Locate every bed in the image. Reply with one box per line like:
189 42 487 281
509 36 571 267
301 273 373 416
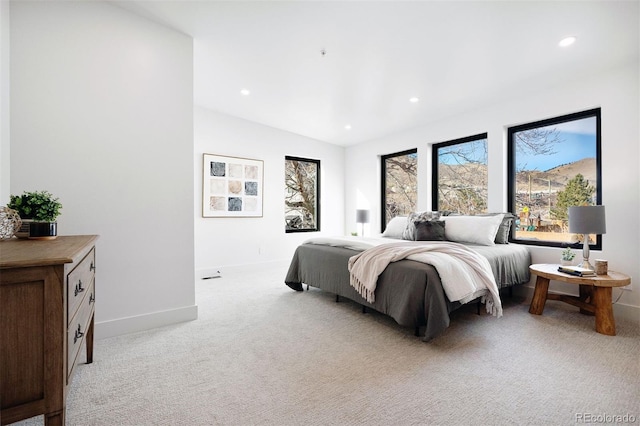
284 214 531 341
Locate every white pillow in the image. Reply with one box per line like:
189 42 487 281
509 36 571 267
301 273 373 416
381 216 408 239
442 214 505 246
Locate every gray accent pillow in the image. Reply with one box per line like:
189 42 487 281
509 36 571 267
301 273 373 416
403 211 442 240
415 220 446 241
477 212 516 244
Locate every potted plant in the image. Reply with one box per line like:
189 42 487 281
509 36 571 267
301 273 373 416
561 247 576 266
7 190 62 239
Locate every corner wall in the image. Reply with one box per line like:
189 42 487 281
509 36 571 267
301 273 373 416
345 61 640 322
0 0 9 203
194 107 345 276
10 1 196 338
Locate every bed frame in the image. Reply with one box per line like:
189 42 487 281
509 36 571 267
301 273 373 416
285 240 530 341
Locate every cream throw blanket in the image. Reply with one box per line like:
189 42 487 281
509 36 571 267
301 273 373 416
347 241 503 317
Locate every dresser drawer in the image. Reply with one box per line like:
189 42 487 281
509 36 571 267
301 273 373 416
67 279 95 381
67 247 95 324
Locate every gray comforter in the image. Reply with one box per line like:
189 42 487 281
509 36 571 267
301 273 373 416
285 241 530 341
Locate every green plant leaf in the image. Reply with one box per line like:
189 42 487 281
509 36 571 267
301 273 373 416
6 190 62 221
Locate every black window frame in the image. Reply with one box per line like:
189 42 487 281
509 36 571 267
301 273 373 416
431 133 488 214
507 108 602 249
380 148 417 232
285 155 321 233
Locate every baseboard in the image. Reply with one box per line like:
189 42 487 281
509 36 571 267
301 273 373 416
197 259 290 279
514 284 640 325
611 301 640 325
95 304 198 339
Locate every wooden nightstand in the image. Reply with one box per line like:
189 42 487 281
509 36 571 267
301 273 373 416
528 264 631 335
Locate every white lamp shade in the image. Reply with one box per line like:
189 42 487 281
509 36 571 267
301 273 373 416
568 205 606 234
356 209 370 224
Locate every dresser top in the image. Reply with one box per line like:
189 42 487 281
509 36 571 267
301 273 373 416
0 235 99 269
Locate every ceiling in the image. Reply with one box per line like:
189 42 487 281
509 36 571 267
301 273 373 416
116 1 639 146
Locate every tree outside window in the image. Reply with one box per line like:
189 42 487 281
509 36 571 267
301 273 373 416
432 134 488 215
381 149 417 230
507 108 601 248
285 156 320 232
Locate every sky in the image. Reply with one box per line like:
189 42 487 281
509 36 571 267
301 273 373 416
515 117 597 171
438 139 487 165
436 116 597 171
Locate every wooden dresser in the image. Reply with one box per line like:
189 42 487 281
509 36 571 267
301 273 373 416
0 235 98 425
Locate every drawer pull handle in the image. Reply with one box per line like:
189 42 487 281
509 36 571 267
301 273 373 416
90 262 96 272
74 325 84 344
89 293 95 304
75 280 85 297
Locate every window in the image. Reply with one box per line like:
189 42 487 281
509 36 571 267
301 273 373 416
381 149 417 230
432 134 488 215
507 108 601 248
285 156 320 232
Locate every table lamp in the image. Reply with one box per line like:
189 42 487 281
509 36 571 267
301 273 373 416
568 205 606 270
356 209 370 237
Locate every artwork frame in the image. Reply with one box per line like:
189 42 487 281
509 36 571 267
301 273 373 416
202 153 263 218
285 156 320 233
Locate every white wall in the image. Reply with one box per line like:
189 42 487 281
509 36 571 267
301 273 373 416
10 1 196 338
0 0 9 203
345 60 640 321
194 106 345 276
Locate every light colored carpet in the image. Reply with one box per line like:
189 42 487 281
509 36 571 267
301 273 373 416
15 262 640 425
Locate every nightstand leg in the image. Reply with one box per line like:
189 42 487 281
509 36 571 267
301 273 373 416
579 285 594 316
592 287 615 335
529 276 549 315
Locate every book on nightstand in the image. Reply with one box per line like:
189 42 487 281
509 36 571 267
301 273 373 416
557 265 596 277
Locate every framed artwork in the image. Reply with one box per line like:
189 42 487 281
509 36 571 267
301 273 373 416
202 153 263 217
285 156 320 232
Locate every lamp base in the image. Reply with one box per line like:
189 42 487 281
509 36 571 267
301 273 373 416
577 259 595 271
577 240 594 270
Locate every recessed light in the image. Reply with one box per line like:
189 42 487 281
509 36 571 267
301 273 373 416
345 124 352 130
240 89 250 96
559 36 576 47
409 97 420 103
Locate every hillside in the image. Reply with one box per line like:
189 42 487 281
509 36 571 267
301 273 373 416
437 163 488 186
517 158 597 192
546 157 597 186
439 158 596 193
